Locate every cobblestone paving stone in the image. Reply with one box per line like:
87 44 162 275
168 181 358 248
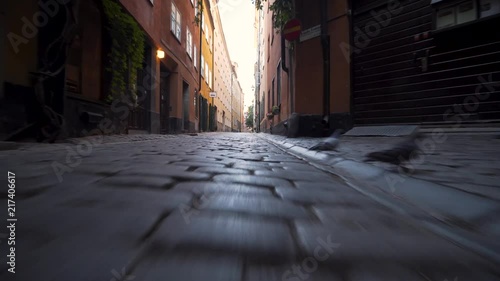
0 133 499 280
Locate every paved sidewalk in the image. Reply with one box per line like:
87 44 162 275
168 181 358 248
260 133 500 200
0 133 499 280
260 132 500 261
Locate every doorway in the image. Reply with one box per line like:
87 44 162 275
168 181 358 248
182 81 189 131
209 104 217 131
129 44 152 131
159 65 170 134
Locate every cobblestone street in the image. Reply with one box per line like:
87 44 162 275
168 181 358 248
0 133 499 281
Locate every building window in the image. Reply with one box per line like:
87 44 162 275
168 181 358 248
267 35 270 62
261 94 265 121
209 34 212 52
201 56 205 77
267 90 270 110
186 29 193 58
191 0 194 6
205 63 209 83
271 17 274 45
432 0 500 30
277 61 281 105
208 70 212 88
194 46 197 68
171 3 181 41
272 78 275 106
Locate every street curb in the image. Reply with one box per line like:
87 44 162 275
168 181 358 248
258 134 500 265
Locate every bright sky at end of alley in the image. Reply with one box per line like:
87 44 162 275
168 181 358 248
218 0 256 113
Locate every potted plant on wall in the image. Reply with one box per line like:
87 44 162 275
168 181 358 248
272 105 280 115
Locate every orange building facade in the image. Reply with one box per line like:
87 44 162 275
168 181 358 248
255 0 352 137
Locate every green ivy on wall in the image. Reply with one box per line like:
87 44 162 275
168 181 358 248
102 0 145 104
194 0 204 26
254 0 294 32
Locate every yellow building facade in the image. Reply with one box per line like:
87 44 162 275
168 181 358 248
198 0 215 131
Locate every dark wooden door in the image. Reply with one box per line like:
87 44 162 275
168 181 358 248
129 55 150 131
160 67 170 134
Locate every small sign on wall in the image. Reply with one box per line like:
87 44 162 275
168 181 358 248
456 0 477 24
299 25 321 42
436 7 456 29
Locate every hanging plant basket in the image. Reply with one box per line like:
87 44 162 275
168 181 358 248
272 105 280 115
266 112 274 120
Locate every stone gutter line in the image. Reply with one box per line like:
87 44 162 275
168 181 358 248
257 133 500 265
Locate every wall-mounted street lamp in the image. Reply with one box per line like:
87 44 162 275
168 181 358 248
157 49 165 59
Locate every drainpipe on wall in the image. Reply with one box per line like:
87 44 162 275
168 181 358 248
198 0 204 133
320 0 330 132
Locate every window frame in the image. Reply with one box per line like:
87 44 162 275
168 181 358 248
171 3 182 42
432 0 500 31
205 62 209 83
277 61 281 106
202 13 205 31
272 78 275 106
193 45 197 69
186 28 193 58
201 56 205 77
205 24 209 42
